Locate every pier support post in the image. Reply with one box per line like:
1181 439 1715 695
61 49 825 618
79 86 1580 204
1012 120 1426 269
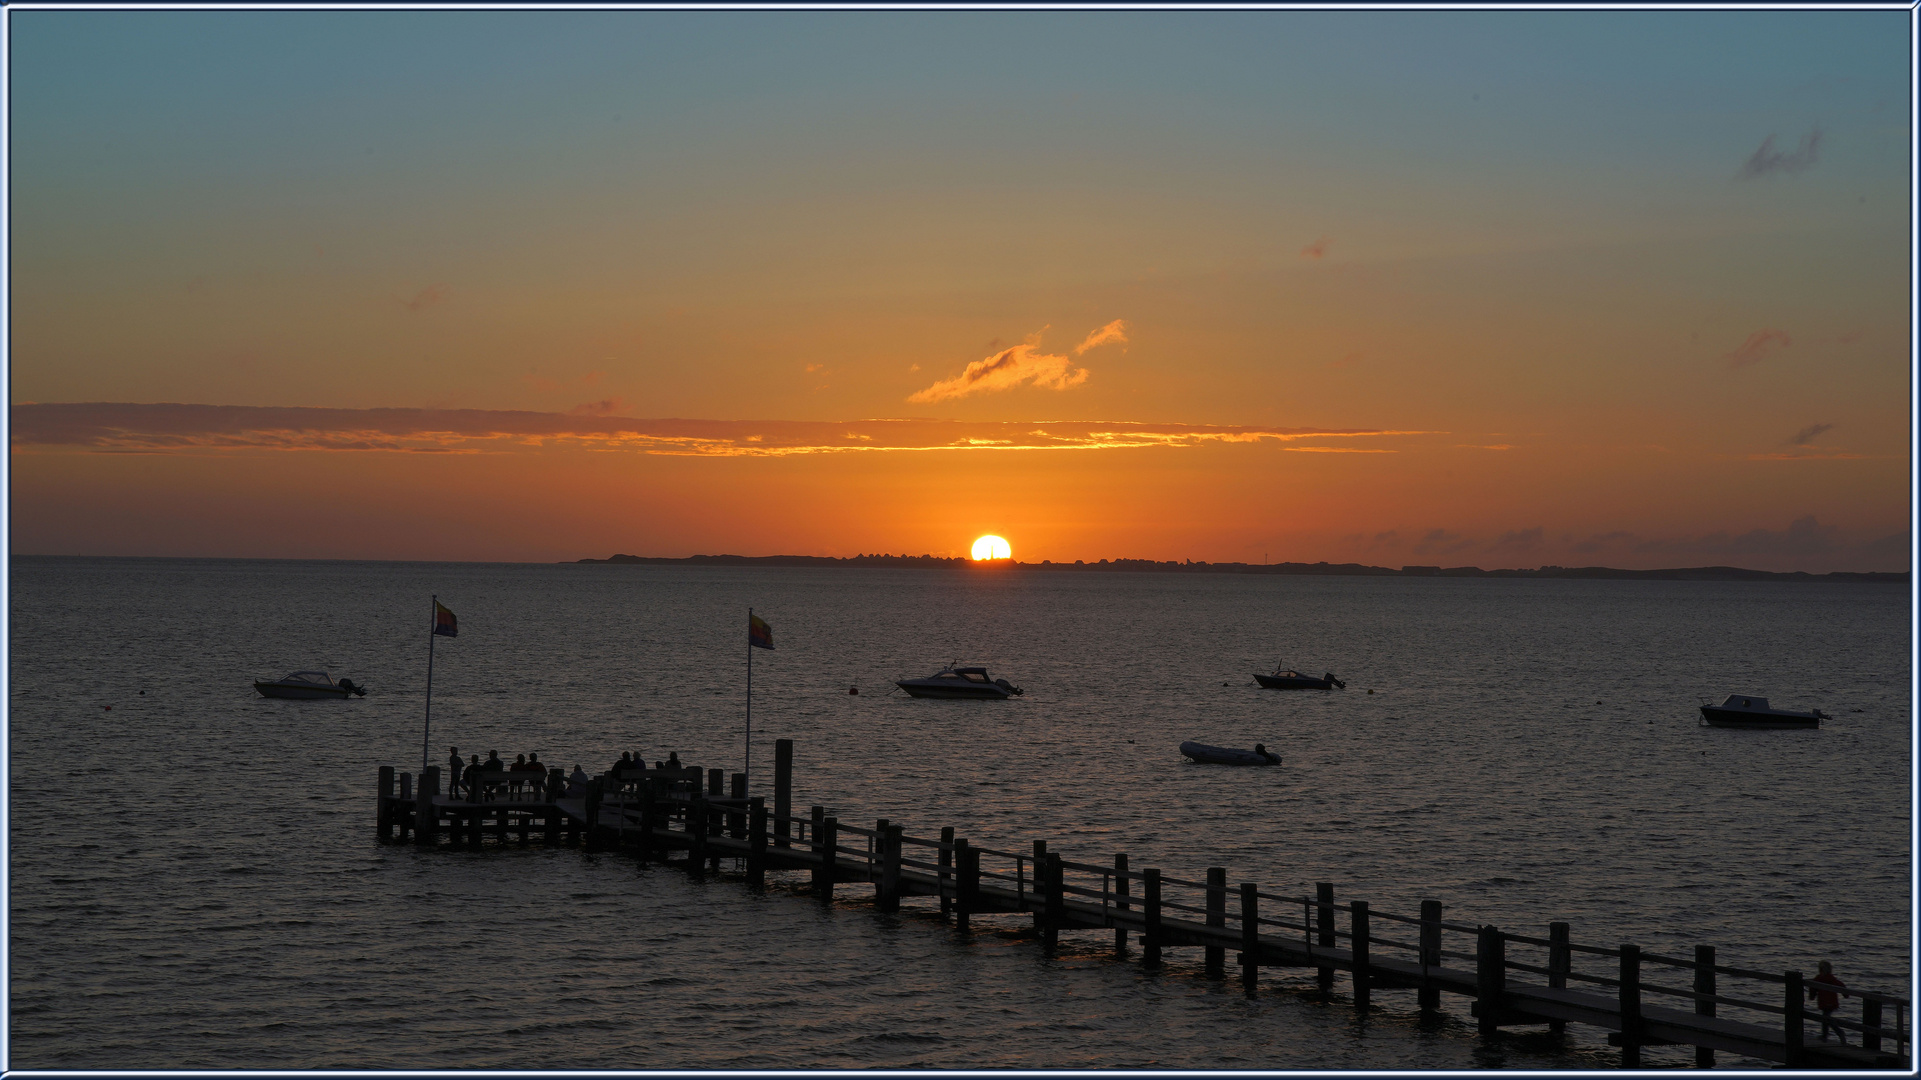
1351 900 1371 1009
1113 854 1130 958
954 839 976 933
730 773 746 839
1475 926 1504 1035
1693 944 1715 1066
1784 970 1805 1067
1419 901 1443 1013
1030 841 1047 929
1548 921 1569 1034
689 788 710 874
707 770 724 869
1240 882 1260 997
467 801 482 851
1143 869 1163 969
1316 883 1335 995
747 797 767 890
1863 997 1883 1054
1205 867 1227 980
1619 943 1642 1068
378 766 395 842
814 816 838 901
1042 853 1064 956
878 824 903 913
774 740 794 848
414 766 438 847
938 827 955 919
584 779 603 851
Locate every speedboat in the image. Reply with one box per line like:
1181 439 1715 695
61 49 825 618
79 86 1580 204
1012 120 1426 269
896 664 1023 699
1254 666 1345 690
253 671 366 699
1180 741 1281 766
1699 695 1824 729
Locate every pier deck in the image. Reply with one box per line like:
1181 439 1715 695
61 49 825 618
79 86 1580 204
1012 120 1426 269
375 748 1908 1071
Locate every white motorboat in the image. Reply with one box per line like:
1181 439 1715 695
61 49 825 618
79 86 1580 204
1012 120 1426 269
1699 695 1823 729
896 664 1023 699
253 670 366 699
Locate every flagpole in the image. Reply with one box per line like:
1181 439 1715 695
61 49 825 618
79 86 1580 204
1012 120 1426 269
745 606 754 783
422 594 437 777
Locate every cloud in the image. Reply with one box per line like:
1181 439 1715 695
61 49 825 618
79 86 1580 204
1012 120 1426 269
1490 527 1545 551
402 284 445 312
1726 328 1790 368
1738 125 1821 179
1412 528 1474 556
908 331 1089 403
1300 235 1330 259
1074 320 1130 356
804 364 826 374
11 403 1436 459
570 398 629 416
1787 422 1834 446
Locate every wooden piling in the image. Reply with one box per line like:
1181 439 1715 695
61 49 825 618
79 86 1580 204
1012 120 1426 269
954 838 976 932
1239 882 1259 996
1476 926 1504 1035
1785 970 1805 1067
774 740 794 847
706 769 723 869
747 797 768 889
377 766 395 842
1350 900 1371 1009
938 827 954 919
815 815 838 901
1548 921 1570 1034
1042 853 1063 955
730 772 746 838
1619 944 1642 1068
879 824 903 913
414 766 439 847
583 779 603 851
1030 840 1047 930
1143 869 1163 968
1316 882 1335 994
1113 854 1130 958
1205 867 1227 979
1865 997 1884 1053
1694 944 1715 1066
1419 900 1443 1013
689 787 710 874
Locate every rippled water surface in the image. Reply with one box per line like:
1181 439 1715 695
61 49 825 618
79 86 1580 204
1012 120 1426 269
9 557 1911 1068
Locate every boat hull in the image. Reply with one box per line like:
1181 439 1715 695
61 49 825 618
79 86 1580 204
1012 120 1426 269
1180 741 1281 766
897 681 1010 699
1254 673 1338 690
255 681 352 700
1700 706 1820 729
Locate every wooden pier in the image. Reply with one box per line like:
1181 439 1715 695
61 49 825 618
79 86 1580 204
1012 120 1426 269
377 742 1909 1070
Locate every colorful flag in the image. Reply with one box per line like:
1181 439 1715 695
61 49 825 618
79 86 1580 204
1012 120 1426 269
434 600 458 637
749 612 774 650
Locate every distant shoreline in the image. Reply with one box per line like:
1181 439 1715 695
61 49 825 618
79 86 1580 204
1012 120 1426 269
577 553 1908 584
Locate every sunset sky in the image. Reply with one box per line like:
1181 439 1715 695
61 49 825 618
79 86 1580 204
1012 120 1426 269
10 9 1912 571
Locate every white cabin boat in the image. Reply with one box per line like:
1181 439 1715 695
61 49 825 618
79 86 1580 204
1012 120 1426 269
1699 695 1823 729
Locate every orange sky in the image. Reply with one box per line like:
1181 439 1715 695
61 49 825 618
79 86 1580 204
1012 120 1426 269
9 10 1912 571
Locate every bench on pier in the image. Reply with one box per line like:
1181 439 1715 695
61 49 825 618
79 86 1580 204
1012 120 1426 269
466 770 552 801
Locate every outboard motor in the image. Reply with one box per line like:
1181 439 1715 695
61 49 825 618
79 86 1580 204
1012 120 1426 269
339 677 367 697
995 678 1023 696
1325 673 1346 690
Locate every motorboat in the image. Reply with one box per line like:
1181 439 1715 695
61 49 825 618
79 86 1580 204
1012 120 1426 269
253 670 366 699
1254 666 1345 690
896 664 1023 699
1699 695 1824 729
1180 741 1281 766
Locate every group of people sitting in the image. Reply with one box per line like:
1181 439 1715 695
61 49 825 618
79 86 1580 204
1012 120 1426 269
447 747 553 800
445 746 698 801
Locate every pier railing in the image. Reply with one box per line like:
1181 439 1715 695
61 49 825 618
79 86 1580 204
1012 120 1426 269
378 747 1908 1069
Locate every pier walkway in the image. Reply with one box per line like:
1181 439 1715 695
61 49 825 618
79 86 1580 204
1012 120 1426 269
376 742 1908 1070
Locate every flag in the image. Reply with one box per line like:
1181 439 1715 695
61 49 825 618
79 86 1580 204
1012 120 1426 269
434 600 458 637
748 612 773 650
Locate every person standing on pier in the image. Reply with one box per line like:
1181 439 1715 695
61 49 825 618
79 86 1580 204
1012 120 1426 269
611 751 631 777
447 747 463 796
1808 961 1847 1043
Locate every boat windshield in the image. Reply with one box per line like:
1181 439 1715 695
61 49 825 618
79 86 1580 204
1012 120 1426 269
285 671 334 684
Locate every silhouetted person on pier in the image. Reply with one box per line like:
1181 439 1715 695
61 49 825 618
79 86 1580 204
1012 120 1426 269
511 753 535 772
567 764 590 797
447 747 463 795
483 750 504 772
667 751 681 770
612 751 631 776
463 755 481 802
526 752 544 772
1809 961 1847 1043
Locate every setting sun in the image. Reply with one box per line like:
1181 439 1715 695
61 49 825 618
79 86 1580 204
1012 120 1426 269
970 535 1012 561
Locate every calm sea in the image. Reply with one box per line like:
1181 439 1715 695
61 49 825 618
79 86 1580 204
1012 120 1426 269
8 556 1911 1069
